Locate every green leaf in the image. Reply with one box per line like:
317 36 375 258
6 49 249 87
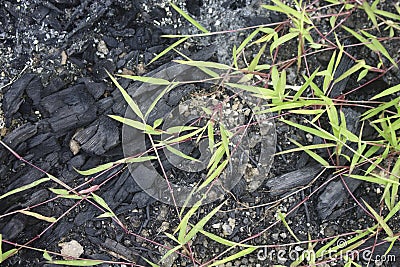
199 229 254 247
209 247 257 266
236 28 260 53
225 83 275 98
145 82 178 119
270 31 298 55
334 60 366 83
116 75 171 85
0 177 50 200
47 260 103 266
169 2 208 33
173 60 232 70
48 188 82 199
370 38 397 68
361 1 378 28
97 212 114 218
75 162 114 176
363 199 394 237
141 257 160 267
371 83 400 100
248 44 266 72
1 248 17 263
275 143 335 155
19 210 56 223
109 115 152 131
207 121 215 153
199 159 228 191
43 251 52 261
280 118 335 141
92 193 116 217
107 71 144 120
149 37 189 64
183 202 225 244
175 201 201 243
219 124 230 158
289 138 330 166
165 144 201 162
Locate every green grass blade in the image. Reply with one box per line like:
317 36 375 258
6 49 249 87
19 210 56 223
209 247 257 267
199 229 254 247
371 83 400 100
48 188 83 199
183 201 225 244
0 177 50 200
361 1 378 28
116 75 171 85
107 71 144 120
166 144 201 162
289 138 330 166
275 143 335 155
334 60 366 83
363 199 394 237
199 159 228 191
149 37 189 64
280 118 335 141
169 2 208 33
46 260 103 266
92 193 116 218
75 162 114 176
173 60 232 70
270 32 298 55
145 82 178 119
108 115 151 131
175 201 201 243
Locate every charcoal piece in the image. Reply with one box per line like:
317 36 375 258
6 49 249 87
68 154 86 169
73 116 119 155
329 44 355 98
32 5 50 23
42 76 65 97
266 165 322 196
96 97 114 113
74 210 96 226
131 191 155 208
25 75 43 106
2 123 38 149
3 73 36 125
317 108 363 220
317 176 361 220
39 221 74 246
102 36 118 48
77 77 107 99
0 217 25 240
27 133 51 148
21 189 50 207
40 84 97 135
29 136 61 158
102 238 139 261
92 59 116 82
186 0 203 16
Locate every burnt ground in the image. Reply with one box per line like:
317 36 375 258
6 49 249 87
1 0 400 266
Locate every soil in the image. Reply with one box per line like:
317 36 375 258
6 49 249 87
1 1 400 267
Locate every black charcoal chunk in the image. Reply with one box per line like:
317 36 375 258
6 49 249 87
2 123 38 149
3 73 36 125
131 191 155 208
40 84 97 135
266 165 321 196
73 116 119 155
1 217 25 240
317 176 361 220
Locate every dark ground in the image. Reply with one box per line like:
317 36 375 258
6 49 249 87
1 0 400 266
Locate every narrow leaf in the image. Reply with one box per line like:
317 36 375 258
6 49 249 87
169 2 209 33
0 177 50 200
19 210 56 223
209 247 257 266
